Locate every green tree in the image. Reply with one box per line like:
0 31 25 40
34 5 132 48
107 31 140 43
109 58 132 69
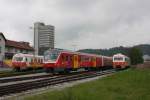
129 47 143 65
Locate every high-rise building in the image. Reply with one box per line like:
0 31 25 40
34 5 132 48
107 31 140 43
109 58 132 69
34 22 55 55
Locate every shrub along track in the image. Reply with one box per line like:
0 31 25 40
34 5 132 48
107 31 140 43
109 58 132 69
0 69 116 97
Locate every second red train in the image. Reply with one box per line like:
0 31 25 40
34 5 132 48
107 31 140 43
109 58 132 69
44 49 113 73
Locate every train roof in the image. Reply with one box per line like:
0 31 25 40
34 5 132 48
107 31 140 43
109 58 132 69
113 53 129 58
13 53 43 58
45 49 106 57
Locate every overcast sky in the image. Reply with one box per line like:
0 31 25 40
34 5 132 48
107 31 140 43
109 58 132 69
0 0 150 50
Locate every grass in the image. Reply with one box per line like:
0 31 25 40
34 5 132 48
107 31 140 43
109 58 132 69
24 68 150 100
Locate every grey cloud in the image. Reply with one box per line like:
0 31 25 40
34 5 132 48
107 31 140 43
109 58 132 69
0 0 149 50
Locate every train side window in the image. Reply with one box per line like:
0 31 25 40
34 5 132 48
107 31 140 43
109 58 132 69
31 58 33 63
70 56 73 61
38 58 40 63
25 57 27 62
27 57 32 63
78 56 81 62
89 57 91 61
91 57 94 61
34 58 37 62
40 59 42 63
84 57 89 61
39 59 42 63
66 56 68 61
81 56 84 62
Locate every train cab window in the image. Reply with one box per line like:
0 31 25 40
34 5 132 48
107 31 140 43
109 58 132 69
114 57 123 61
13 57 23 61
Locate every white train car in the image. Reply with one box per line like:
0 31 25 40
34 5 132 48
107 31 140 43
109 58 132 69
113 53 130 69
12 53 43 71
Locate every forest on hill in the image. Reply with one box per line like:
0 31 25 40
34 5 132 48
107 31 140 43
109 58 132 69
78 44 150 56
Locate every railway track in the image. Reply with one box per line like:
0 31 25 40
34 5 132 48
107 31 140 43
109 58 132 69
0 69 116 97
0 70 90 83
0 73 52 83
0 69 44 78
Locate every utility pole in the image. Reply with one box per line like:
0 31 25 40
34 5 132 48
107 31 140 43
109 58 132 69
72 44 77 51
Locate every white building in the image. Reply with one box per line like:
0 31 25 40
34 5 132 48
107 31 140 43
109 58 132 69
34 22 54 55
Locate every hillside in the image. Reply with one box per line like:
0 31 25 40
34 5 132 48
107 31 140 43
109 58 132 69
78 44 150 56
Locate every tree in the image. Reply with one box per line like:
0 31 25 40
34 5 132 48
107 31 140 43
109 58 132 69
129 47 143 65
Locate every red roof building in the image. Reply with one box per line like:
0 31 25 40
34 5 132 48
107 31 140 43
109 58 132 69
0 32 34 60
6 40 34 51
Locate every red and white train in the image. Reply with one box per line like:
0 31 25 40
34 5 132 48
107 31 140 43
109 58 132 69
12 53 44 71
113 53 130 69
11 50 130 72
43 49 114 73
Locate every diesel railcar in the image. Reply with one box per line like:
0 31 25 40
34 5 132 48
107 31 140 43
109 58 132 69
43 49 113 73
12 53 44 71
113 53 130 69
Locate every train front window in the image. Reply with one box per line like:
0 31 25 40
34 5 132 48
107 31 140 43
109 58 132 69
114 57 123 61
44 51 60 61
13 57 23 61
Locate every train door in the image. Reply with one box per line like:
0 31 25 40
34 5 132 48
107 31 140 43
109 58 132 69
73 55 78 69
92 57 96 67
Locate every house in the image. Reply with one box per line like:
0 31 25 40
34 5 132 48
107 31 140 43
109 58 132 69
0 32 34 64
